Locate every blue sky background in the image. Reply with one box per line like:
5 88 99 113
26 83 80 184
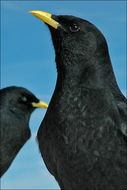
1 1 126 189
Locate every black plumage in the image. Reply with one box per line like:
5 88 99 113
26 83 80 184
0 86 47 177
33 13 127 189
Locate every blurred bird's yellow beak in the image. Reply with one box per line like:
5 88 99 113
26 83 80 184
29 10 60 29
32 100 48 109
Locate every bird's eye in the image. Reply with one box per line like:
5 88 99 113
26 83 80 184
69 24 80 32
21 96 27 103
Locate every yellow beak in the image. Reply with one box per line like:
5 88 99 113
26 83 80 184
29 10 60 29
32 100 48 109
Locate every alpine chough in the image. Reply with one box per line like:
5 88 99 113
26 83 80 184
0 86 48 177
30 11 127 190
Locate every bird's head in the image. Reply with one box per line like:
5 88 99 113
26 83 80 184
29 11 109 72
30 11 116 90
1 86 48 118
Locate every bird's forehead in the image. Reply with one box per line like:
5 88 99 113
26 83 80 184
19 89 36 100
9 87 35 100
54 15 93 30
56 15 83 24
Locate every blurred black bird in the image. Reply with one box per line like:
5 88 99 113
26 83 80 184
30 11 127 190
0 86 48 177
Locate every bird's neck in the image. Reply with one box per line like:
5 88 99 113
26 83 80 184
56 54 116 91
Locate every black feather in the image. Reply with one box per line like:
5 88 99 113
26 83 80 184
37 15 127 190
0 86 39 177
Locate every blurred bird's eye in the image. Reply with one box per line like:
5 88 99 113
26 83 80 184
69 24 80 32
21 96 27 103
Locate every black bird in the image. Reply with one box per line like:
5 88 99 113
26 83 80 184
0 86 48 177
30 11 127 190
